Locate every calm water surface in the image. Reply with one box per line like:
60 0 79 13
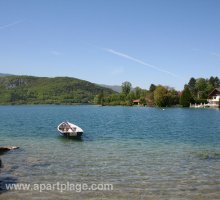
0 105 220 199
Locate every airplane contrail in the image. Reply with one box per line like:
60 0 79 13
0 20 23 30
105 48 179 78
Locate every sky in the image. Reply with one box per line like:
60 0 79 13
0 0 220 90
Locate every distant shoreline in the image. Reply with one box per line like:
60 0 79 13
0 103 181 108
0 102 94 106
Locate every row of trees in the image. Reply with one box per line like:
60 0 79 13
94 82 180 107
94 76 220 107
94 81 148 106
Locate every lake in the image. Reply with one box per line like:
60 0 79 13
0 105 220 199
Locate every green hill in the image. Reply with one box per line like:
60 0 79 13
0 76 116 104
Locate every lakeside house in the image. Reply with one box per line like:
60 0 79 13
133 99 140 105
190 88 220 108
207 88 220 107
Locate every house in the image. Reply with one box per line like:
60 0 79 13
207 88 220 107
190 88 220 108
133 99 140 105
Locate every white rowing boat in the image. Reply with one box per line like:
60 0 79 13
57 121 83 137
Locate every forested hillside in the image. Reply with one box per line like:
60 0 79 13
0 76 115 104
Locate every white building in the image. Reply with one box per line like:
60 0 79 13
207 88 220 107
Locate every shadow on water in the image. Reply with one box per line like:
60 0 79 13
0 176 18 194
0 158 18 194
0 150 13 156
57 135 84 143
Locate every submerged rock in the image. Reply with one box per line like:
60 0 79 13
192 150 220 160
0 159 2 168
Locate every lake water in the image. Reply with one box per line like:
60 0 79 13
0 105 220 199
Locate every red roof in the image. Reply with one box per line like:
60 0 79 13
133 99 140 103
208 88 220 98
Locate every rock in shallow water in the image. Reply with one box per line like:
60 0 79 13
0 146 19 154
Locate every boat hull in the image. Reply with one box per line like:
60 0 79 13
58 131 83 138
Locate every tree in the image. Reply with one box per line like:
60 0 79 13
122 81 132 96
209 76 220 88
206 82 214 94
140 97 147 105
209 76 215 87
188 77 196 94
167 89 179 105
94 91 104 105
153 85 179 107
153 86 168 107
195 78 207 99
180 85 193 107
149 84 156 92
214 77 220 87
145 91 154 106
134 87 142 99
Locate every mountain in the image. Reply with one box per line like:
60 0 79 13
99 84 122 93
0 76 115 104
100 84 136 93
0 73 13 76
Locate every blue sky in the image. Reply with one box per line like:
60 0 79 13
0 0 220 90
